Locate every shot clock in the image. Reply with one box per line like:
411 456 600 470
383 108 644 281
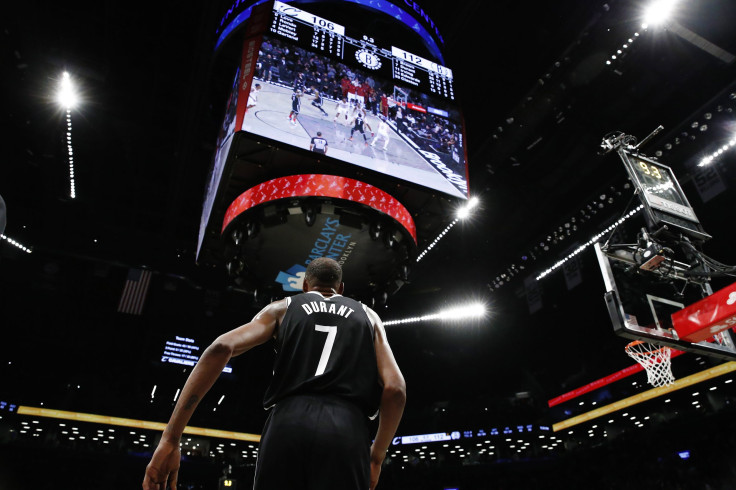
619 150 711 242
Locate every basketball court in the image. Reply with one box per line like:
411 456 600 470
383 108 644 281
241 80 466 198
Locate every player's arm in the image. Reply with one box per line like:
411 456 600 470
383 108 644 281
163 299 284 436
143 300 286 490
365 307 406 490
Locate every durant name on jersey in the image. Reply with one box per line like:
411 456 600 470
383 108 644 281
300 300 355 318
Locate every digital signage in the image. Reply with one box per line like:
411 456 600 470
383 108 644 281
197 68 241 259
161 335 233 373
238 1 468 199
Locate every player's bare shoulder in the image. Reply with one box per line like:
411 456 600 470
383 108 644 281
258 297 290 324
361 303 385 337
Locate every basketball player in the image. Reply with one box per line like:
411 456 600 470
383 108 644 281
333 97 350 122
348 92 364 119
293 72 307 94
349 110 373 146
288 90 302 126
143 258 406 490
247 83 262 110
310 131 328 154
310 86 329 116
370 115 392 151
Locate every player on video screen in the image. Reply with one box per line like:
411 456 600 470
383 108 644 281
311 86 328 116
247 83 262 110
349 111 373 146
394 105 407 134
334 97 350 123
310 131 328 154
348 93 364 119
293 72 306 93
289 91 302 126
370 115 391 151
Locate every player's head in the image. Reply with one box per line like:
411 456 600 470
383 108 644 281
316 131 322 137
304 257 343 293
255 83 261 90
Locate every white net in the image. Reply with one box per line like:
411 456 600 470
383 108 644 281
625 340 675 387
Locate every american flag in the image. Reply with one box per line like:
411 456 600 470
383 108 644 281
117 268 152 315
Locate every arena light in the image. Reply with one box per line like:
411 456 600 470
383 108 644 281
66 108 76 199
535 205 643 280
416 198 479 263
16 405 261 442
383 302 486 326
57 72 78 109
416 218 459 263
698 136 736 167
643 0 677 27
0 234 33 253
606 31 643 67
58 72 78 199
456 196 479 220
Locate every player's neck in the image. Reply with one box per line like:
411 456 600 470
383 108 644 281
308 286 339 297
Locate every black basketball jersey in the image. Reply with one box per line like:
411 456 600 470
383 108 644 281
291 92 301 111
353 114 365 129
263 292 381 417
311 137 328 152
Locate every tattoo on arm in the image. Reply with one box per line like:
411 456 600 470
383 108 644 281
183 395 199 410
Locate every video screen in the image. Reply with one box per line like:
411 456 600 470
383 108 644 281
161 334 233 374
197 67 241 258
240 34 468 199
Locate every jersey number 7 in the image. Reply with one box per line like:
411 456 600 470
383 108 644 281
314 325 337 376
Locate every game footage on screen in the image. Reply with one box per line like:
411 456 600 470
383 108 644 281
241 36 468 198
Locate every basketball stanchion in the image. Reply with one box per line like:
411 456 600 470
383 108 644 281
625 340 676 387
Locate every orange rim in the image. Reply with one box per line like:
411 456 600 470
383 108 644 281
625 340 670 356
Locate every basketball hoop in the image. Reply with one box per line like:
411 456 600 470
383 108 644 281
625 340 675 387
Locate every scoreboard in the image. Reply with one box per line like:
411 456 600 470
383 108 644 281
197 0 469 302
270 1 455 101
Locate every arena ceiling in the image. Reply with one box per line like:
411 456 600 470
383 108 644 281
3 0 736 434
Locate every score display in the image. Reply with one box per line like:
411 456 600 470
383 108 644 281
236 0 469 199
270 1 455 100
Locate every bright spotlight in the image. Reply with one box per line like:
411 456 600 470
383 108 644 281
57 72 78 109
643 0 676 26
383 302 486 326
436 302 486 320
457 196 480 220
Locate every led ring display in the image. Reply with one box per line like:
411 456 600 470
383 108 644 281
222 174 416 242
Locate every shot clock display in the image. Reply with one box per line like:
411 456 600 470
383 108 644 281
620 150 710 241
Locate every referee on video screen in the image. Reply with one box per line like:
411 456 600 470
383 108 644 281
143 257 406 490
310 131 329 155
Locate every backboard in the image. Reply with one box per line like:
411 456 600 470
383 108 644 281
595 240 736 360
